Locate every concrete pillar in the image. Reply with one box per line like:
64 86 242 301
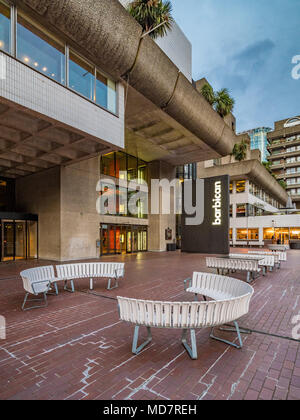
148 160 176 252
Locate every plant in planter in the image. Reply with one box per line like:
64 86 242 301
127 0 174 39
232 140 248 161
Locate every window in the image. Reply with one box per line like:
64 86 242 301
236 204 246 217
236 180 246 193
229 182 233 194
0 0 10 53
101 153 115 178
127 155 138 181
290 228 300 240
248 229 259 241
236 229 248 240
263 228 274 241
138 159 148 183
69 50 94 101
229 205 233 218
229 228 233 240
17 11 65 84
115 152 127 180
96 70 116 114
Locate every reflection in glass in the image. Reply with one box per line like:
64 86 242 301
2 221 14 261
0 1 10 53
27 220 37 258
15 221 26 259
69 50 94 100
17 11 65 83
96 70 116 113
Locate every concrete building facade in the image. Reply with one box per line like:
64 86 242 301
267 116 300 208
0 0 239 261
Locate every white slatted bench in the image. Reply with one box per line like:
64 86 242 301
268 244 289 252
206 257 261 283
55 262 125 292
20 266 59 311
248 251 281 269
118 273 253 360
230 253 275 274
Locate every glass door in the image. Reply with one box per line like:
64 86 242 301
15 221 26 260
101 224 116 255
2 221 14 261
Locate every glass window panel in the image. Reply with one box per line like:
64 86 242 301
69 50 94 100
27 220 37 259
0 1 10 53
236 180 246 193
2 220 14 261
290 228 300 240
101 153 115 177
115 152 127 180
138 159 148 183
17 11 65 84
236 229 248 240
236 204 246 217
15 221 26 259
127 155 137 181
248 229 259 240
96 70 116 113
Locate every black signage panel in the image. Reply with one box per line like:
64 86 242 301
181 175 230 254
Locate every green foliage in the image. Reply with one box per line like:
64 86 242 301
214 88 235 117
201 83 215 106
127 0 174 39
262 161 287 190
232 140 248 161
201 84 235 117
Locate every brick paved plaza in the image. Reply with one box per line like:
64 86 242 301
0 249 300 400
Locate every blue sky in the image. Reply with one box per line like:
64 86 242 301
171 0 300 133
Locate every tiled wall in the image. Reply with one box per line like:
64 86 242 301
0 53 125 149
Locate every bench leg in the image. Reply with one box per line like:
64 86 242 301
132 326 152 355
107 277 119 291
182 329 197 360
210 321 243 349
22 292 48 311
64 280 75 293
90 278 94 290
247 272 251 283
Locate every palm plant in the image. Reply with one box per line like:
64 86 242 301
201 83 215 106
232 140 248 161
127 0 174 39
200 84 235 118
214 88 235 117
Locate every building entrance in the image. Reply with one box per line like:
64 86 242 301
100 224 147 256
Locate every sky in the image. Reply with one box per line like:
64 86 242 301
170 0 300 133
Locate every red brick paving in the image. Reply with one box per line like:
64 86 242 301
0 249 300 400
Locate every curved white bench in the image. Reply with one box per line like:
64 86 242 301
20 266 59 311
118 273 254 360
55 262 125 292
206 257 261 283
20 262 125 310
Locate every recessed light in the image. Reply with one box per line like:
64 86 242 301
24 57 30 63
42 67 47 72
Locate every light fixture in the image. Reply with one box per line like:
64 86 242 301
42 67 47 72
24 57 30 63
34 62 39 67
0 41 4 48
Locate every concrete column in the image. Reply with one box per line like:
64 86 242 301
148 160 176 252
15 166 61 260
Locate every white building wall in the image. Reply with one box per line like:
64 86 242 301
0 53 125 149
118 0 192 81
